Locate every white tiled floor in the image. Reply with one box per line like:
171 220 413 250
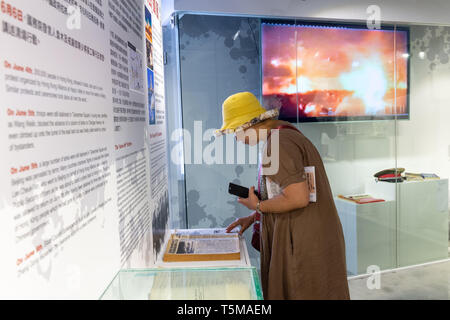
348 259 450 300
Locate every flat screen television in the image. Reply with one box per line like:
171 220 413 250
261 21 410 122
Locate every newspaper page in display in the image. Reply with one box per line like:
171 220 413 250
163 231 240 262
173 228 231 237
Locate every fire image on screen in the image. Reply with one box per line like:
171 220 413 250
262 23 409 121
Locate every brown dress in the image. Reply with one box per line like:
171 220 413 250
259 124 350 300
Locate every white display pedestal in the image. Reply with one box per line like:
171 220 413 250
335 198 396 275
366 179 449 267
154 229 251 268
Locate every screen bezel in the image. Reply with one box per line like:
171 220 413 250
260 18 411 123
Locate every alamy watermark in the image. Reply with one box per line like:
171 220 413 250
366 5 381 30
66 264 81 291
67 6 81 30
366 265 381 290
170 121 280 175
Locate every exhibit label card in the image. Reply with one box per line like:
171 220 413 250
305 166 317 202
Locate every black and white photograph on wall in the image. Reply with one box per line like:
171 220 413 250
128 42 144 92
152 190 169 258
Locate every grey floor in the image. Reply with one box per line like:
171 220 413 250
348 258 450 300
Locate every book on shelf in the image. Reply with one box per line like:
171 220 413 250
338 194 385 204
404 172 440 181
163 229 241 262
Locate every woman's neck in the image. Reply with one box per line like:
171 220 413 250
253 120 291 143
262 119 289 130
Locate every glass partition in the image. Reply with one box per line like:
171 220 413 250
175 14 263 267
100 267 262 300
164 12 450 277
163 18 187 229
394 23 450 267
294 19 399 276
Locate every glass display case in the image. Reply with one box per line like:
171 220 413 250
164 12 450 278
100 267 262 300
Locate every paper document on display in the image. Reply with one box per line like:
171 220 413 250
173 228 231 237
168 235 240 255
163 229 241 262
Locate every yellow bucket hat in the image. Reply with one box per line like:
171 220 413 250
215 92 279 136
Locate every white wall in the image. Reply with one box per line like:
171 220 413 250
0 0 169 299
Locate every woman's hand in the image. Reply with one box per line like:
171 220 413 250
225 212 256 236
237 186 259 211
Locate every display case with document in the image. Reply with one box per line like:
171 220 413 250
100 267 262 300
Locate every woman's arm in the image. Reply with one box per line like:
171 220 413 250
238 181 310 214
261 181 310 213
225 212 257 235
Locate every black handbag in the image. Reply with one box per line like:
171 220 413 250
251 213 261 251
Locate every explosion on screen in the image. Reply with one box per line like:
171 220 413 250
262 24 408 121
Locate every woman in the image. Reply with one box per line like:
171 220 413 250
218 92 350 300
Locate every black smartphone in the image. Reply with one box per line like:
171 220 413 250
228 183 259 199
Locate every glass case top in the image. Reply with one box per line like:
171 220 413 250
100 267 262 300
